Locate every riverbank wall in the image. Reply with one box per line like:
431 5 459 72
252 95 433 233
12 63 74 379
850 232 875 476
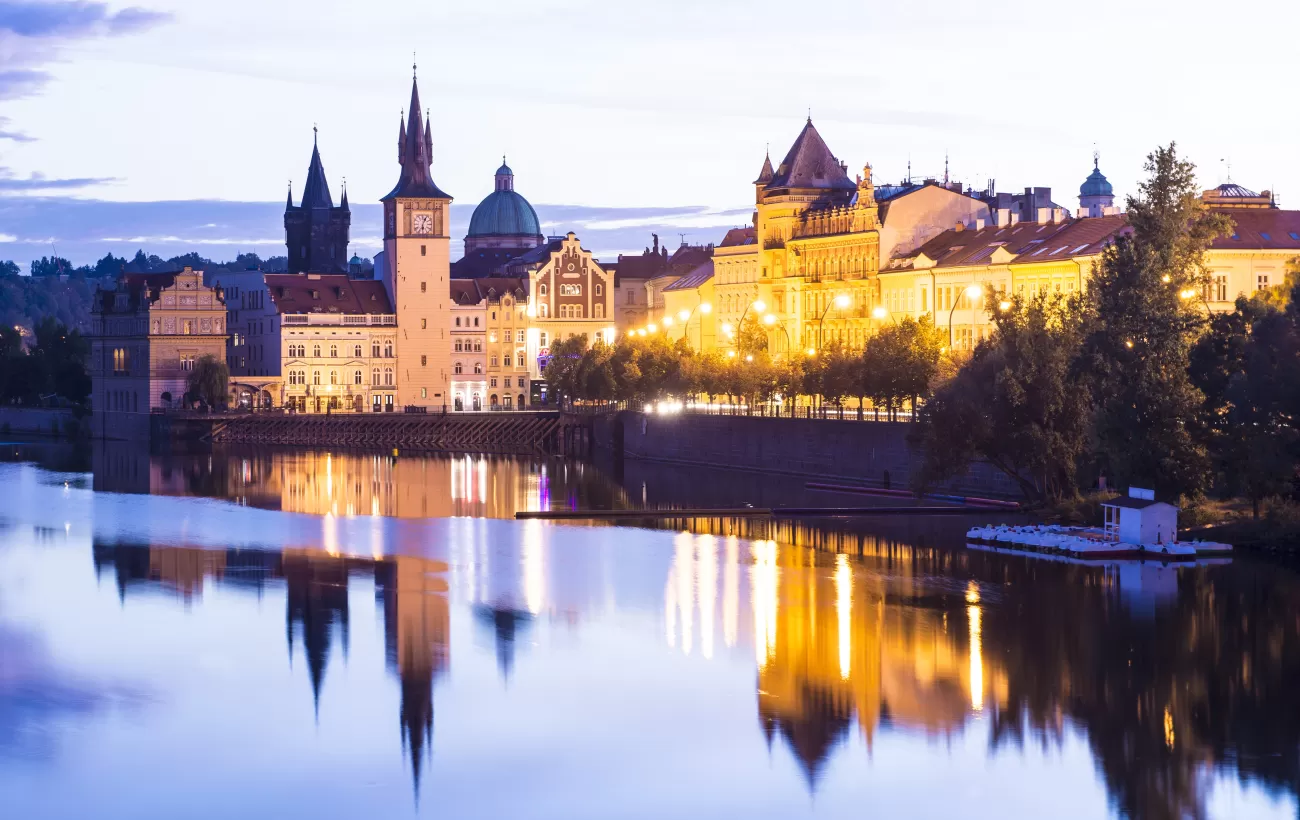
591 411 1020 499
0 407 81 439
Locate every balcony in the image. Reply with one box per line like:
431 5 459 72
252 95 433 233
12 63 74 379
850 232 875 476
282 313 396 327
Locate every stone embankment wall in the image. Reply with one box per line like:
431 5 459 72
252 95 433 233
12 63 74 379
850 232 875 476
592 411 1019 499
0 407 80 439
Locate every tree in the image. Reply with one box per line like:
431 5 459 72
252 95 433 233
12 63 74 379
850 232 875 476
32 317 90 404
804 341 857 414
0 261 19 278
735 315 768 357
915 291 1091 502
542 334 588 405
30 256 72 277
861 315 945 420
186 355 229 409
1079 143 1232 499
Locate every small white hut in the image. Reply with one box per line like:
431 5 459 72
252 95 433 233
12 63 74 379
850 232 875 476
1101 488 1179 546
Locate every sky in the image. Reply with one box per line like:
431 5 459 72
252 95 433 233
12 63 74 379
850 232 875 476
1 0 1298 268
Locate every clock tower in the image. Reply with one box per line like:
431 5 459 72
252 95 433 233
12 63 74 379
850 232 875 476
381 71 453 410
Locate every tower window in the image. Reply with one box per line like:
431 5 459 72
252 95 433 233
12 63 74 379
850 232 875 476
421 282 427 293
421 319 427 329
421 355 427 366
421 245 426 256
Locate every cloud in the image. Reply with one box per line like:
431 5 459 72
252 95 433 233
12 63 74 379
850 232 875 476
0 2 173 100
0 170 115 191
0 234 15 243
0 116 34 142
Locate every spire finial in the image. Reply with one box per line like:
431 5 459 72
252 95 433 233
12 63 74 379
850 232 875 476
807 107 811 123
1093 146 1100 169
313 123 318 145
413 52 417 77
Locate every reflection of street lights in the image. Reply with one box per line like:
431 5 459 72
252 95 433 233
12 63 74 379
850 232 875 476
949 284 982 350
818 293 851 349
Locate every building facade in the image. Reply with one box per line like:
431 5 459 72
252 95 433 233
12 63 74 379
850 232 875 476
480 278 531 409
510 233 614 380
379 74 454 410
452 160 545 278
90 267 228 437
450 280 487 411
270 273 398 413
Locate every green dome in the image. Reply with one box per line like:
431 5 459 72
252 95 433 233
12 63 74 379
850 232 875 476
467 160 542 238
1080 163 1113 198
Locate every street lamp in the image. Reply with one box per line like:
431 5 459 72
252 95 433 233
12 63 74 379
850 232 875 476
764 313 791 356
736 299 766 356
817 293 852 349
678 301 713 350
949 284 983 350
871 305 899 325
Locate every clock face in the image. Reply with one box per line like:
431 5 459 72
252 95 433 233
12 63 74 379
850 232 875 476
412 213 433 235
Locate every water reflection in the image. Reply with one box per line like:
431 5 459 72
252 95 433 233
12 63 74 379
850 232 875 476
0 450 1298 818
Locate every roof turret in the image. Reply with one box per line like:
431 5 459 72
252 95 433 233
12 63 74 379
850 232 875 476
384 71 451 201
1080 154 1114 199
755 151 774 184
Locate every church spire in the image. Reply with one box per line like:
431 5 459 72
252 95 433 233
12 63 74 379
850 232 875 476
300 127 334 209
383 71 451 201
398 111 407 164
286 180 293 209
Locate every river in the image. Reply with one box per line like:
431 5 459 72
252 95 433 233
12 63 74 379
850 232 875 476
1 440 1297 819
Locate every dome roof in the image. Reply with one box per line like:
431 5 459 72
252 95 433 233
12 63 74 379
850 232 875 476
1080 163 1113 198
468 160 542 238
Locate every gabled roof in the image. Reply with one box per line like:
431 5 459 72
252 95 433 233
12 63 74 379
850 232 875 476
664 261 714 292
449 277 529 304
1211 209 1300 249
265 273 393 315
766 119 855 192
720 227 757 247
667 244 713 269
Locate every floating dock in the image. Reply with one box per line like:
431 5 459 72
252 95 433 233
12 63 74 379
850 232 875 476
515 506 1011 521
966 524 1231 560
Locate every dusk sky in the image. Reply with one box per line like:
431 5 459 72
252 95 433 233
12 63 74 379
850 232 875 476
1 0 1297 267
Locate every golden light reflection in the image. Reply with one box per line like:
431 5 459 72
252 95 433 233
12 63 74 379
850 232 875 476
323 511 339 557
674 534 694 656
722 537 739 649
698 535 717 660
835 553 852 680
1164 706 1175 748
750 539 779 669
967 580 984 712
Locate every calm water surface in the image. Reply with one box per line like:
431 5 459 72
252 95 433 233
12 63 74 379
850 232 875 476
1 442 1298 819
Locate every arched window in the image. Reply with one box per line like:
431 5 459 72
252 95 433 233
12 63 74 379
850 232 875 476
474 340 482 352
353 344 362 358
330 370 338 385
518 393 526 408
473 362 483 374
504 355 512 367
454 361 463 375
371 368 380 385
371 342 380 357
384 341 393 358
490 394 499 406
539 283 548 297
455 340 463 352
329 344 337 357
313 344 321 357
595 283 603 296
312 371 321 385
384 368 393 386
353 370 362 385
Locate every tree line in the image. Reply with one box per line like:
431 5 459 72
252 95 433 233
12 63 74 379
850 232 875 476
0 317 90 407
543 314 948 421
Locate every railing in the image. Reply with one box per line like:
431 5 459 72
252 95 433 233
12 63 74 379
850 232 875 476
551 398 914 422
282 314 397 326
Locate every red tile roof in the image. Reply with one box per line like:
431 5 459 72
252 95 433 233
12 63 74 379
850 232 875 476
265 273 393 314
1211 209 1300 250
888 216 1129 270
719 227 756 247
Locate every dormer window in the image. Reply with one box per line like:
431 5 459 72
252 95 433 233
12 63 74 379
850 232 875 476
311 290 320 299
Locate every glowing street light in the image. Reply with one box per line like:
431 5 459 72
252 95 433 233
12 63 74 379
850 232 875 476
677 309 690 322
727 350 736 358
745 354 754 362
871 306 888 320
950 283 985 350
663 316 674 327
834 294 851 309
998 300 1013 312
721 322 734 336
806 348 816 356
763 313 777 325
647 323 658 333
752 300 767 313
817 293 851 349
1125 339 1134 349
699 302 712 314
1179 288 1197 300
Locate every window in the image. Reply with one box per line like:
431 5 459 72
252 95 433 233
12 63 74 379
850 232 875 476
180 354 196 371
627 290 635 305
539 284 548 297
456 317 462 327
354 370 362 385
372 367 380 385
420 354 428 366
474 362 483 374
1261 233 1272 241
384 342 393 358
384 368 393 386
504 395 513 408
420 246 426 256
354 344 362 357
330 370 339 385
560 284 581 296
539 332 548 348
491 356 498 367
313 344 321 357
594 304 604 318
421 318 427 329
313 371 321 385
455 340 464 352
1209 274 1228 302
1258 274 1271 291
329 344 337 357
454 361 463 374
371 342 380 357
473 340 482 352
504 355 512 367
473 317 480 327
1290 232 1300 241
421 387 427 399
490 378 498 388
490 394 499 406
595 283 603 296
538 304 549 318
420 281 427 292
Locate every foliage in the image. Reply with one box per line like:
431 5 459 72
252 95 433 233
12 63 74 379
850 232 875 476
861 315 945 420
0 317 90 406
186 355 230 409
916 291 1091 502
1079 143 1232 499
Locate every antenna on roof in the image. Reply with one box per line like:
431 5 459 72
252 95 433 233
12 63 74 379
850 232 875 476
907 156 912 185
678 233 687 246
944 151 949 186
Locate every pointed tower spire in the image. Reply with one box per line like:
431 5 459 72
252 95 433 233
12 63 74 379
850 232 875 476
424 111 432 163
384 72 451 201
755 149 774 185
398 111 407 164
301 129 334 209
286 180 293 210
340 177 349 211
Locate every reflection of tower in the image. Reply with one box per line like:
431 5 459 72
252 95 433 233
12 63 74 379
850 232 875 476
283 551 351 714
376 555 450 799
474 605 533 681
